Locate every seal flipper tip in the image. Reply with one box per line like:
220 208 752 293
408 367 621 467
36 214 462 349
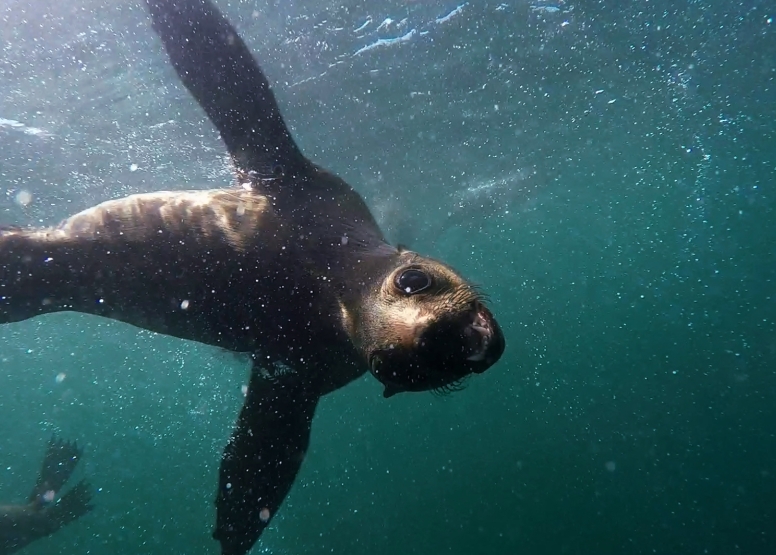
47 479 94 527
28 436 84 504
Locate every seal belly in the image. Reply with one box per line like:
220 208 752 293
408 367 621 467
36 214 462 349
0 189 293 351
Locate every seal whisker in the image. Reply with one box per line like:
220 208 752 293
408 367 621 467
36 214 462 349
430 378 469 397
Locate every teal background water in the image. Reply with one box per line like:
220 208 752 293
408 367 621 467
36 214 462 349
0 0 774 554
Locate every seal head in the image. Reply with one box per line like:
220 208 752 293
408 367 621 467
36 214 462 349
352 250 505 398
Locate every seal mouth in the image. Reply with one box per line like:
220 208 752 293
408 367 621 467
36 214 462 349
465 307 494 364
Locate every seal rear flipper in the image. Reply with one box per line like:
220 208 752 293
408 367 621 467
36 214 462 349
28 436 83 505
214 368 320 555
144 0 310 180
44 480 94 530
0 481 93 555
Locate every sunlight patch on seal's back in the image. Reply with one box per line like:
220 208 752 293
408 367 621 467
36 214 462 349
55 189 274 251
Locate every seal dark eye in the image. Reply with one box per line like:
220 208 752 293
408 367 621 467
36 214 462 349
395 269 432 295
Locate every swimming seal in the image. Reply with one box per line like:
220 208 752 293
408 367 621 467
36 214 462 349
0 436 93 555
0 1 505 553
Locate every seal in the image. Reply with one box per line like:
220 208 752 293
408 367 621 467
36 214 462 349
0 1 505 554
0 436 94 555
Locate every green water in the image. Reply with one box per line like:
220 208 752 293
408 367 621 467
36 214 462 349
0 0 774 554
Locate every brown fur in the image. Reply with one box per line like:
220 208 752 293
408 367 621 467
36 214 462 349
351 253 484 359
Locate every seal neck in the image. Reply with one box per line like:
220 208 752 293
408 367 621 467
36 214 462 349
334 249 402 354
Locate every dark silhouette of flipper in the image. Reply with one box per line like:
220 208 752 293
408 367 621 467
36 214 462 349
145 0 311 181
214 368 320 555
1 438 93 555
45 479 94 528
28 436 83 506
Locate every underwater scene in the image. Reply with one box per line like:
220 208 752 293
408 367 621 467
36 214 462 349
0 0 774 554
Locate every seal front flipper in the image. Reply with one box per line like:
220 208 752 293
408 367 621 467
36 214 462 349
215 366 320 555
144 0 309 180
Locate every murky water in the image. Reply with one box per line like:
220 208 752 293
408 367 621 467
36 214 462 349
1 1 774 554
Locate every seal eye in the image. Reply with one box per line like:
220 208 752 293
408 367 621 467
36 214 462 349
395 269 432 295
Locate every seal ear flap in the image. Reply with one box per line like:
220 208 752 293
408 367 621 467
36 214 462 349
144 0 310 181
214 367 320 555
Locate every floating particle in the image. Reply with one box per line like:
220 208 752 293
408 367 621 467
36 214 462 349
130 163 138 172
180 299 190 310
259 508 271 522
14 190 32 206
605 461 616 472
241 384 249 396
55 373 66 384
